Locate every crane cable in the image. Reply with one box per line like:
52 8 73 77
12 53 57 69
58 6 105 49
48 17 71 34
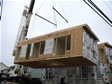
52 1 58 30
35 0 57 27
35 0 57 26
28 0 47 38
52 0 69 24
28 14 36 38
58 0 69 26
34 0 69 28
36 0 46 14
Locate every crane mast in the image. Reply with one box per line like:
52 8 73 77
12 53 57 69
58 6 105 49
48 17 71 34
13 0 35 56
11 0 35 77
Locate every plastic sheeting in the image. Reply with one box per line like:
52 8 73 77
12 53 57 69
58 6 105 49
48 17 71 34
83 29 98 64
44 38 54 54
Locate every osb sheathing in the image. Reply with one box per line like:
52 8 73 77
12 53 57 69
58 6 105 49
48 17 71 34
14 24 99 68
71 26 83 57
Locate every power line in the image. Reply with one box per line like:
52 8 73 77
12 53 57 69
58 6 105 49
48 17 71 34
88 0 112 24
83 0 112 27
0 0 3 20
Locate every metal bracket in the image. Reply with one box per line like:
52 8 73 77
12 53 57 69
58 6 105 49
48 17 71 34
35 13 57 26
53 6 68 23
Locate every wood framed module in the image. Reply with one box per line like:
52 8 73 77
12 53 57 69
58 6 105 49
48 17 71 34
98 42 112 84
14 24 99 68
98 42 112 64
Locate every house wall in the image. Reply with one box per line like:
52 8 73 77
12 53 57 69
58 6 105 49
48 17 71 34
30 68 42 78
0 63 8 71
41 66 104 84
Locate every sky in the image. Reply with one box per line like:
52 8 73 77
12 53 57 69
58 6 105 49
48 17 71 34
0 0 112 66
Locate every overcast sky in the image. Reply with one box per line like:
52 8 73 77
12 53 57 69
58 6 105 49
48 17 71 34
0 0 112 66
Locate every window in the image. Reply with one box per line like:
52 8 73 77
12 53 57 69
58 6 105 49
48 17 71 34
66 35 71 50
55 36 66 56
29 43 34 57
20 44 31 59
110 56 112 60
45 68 53 80
26 44 31 59
20 45 28 58
15 47 21 60
32 42 40 58
80 67 88 79
44 38 55 54
40 41 45 54
92 50 96 59
99 49 104 62
97 67 101 80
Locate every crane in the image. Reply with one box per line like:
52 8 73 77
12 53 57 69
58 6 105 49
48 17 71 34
13 0 35 56
11 0 68 81
12 0 35 79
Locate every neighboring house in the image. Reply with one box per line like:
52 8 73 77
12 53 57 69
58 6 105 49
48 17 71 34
0 62 9 79
8 65 18 77
0 62 9 72
98 42 112 84
0 62 41 79
8 65 41 79
0 63 15 76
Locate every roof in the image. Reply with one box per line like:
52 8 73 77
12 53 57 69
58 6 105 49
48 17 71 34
82 24 99 41
104 42 112 48
0 62 9 71
98 42 112 48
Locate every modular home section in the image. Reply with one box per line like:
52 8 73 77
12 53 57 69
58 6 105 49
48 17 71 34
98 43 112 84
14 24 99 68
98 43 112 64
